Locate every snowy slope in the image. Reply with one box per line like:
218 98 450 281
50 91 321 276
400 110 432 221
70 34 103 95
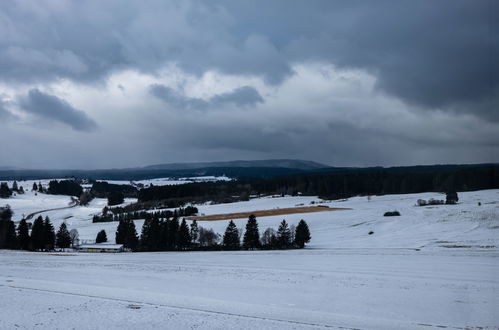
1 189 498 329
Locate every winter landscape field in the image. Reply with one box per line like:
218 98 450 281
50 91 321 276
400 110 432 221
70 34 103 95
1 184 498 329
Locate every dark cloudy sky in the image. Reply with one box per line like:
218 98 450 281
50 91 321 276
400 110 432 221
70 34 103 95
0 0 498 169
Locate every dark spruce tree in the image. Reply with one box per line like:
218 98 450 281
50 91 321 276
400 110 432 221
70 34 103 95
168 217 179 250
56 222 71 249
223 220 240 250
43 217 55 251
0 219 17 249
243 214 260 249
17 219 31 250
140 215 161 251
276 220 292 249
0 182 12 198
294 219 311 248
32 182 38 191
124 219 139 250
190 220 199 244
446 191 459 204
115 218 128 244
31 216 45 251
95 230 108 243
178 218 191 250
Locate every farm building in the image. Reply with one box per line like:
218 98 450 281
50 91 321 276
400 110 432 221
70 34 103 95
76 243 124 253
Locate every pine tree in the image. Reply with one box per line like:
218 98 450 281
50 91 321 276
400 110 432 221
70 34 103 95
17 219 31 250
43 217 55 251
190 220 199 244
140 215 161 251
0 182 12 198
0 218 17 249
159 219 170 251
223 220 240 250
12 181 18 192
115 218 127 244
95 230 107 243
32 182 38 191
276 219 291 249
122 219 138 250
178 218 191 250
294 219 311 248
168 217 179 250
56 222 71 249
243 214 260 249
31 216 45 250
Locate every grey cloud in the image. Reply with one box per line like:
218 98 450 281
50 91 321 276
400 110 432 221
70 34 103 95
19 89 97 132
150 84 263 110
0 1 496 118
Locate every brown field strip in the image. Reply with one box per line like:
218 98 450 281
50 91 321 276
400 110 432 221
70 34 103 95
186 206 352 221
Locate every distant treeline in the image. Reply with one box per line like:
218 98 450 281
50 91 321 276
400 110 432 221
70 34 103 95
138 164 499 202
92 206 198 223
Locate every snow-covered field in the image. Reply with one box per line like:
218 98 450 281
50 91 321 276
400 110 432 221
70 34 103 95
1 189 498 329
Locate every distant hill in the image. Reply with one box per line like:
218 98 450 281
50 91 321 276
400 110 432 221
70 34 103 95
141 159 327 171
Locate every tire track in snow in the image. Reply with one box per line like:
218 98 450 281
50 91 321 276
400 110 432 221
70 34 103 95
0 283 357 330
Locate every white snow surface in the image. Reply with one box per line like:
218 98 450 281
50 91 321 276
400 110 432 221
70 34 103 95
1 189 499 329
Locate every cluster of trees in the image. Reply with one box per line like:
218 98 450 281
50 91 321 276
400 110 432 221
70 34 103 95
118 213 311 252
93 206 198 223
223 217 311 250
136 165 499 204
48 180 83 197
90 181 138 198
0 206 78 251
0 181 27 198
417 191 459 206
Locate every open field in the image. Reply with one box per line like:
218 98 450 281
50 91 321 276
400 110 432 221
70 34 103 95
186 205 352 221
1 189 499 329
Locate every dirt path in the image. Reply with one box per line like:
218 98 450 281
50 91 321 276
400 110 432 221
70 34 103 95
186 205 352 221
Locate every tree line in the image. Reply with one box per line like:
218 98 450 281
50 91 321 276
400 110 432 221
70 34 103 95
115 213 311 252
92 206 198 223
137 164 499 203
0 205 78 251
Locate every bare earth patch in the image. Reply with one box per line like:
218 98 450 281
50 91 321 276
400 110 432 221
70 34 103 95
186 205 352 221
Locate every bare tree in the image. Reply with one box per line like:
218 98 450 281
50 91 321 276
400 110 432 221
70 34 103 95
69 228 79 248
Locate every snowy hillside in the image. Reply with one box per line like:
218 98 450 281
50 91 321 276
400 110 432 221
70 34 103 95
3 187 498 250
1 189 498 329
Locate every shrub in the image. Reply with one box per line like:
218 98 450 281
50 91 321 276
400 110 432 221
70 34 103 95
383 211 400 216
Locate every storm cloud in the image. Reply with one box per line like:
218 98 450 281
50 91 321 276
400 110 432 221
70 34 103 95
19 89 97 132
0 1 497 168
151 84 263 110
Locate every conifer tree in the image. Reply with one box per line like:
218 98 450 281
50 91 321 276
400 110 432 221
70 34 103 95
126 220 139 250
159 219 170 251
0 182 12 198
17 219 31 250
190 220 199 244
0 218 17 249
31 216 45 250
56 222 71 249
276 219 291 249
223 220 240 250
294 219 311 248
32 182 38 191
43 217 55 251
243 214 260 249
140 215 161 251
12 181 18 192
95 229 107 243
115 218 127 244
178 218 191 250
168 217 179 250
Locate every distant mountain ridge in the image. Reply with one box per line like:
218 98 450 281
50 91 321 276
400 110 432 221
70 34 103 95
141 159 328 171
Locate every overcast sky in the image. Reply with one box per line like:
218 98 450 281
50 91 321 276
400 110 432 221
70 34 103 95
0 0 498 169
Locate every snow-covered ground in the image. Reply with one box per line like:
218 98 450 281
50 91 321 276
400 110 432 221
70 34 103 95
105 175 232 187
1 189 498 329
